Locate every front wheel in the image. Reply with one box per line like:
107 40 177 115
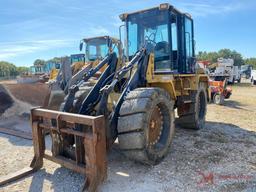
117 88 175 165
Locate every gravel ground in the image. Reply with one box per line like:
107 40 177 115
0 83 256 192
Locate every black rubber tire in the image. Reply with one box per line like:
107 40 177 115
224 92 231 99
214 93 224 105
117 88 175 165
59 82 93 113
52 82 93 157
177 82 207 130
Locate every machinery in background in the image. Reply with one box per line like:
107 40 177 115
251 70 256 85
46 36 123 110
70 53 85 74
210 58 241 84
209 78 232 105
241 64 253 79
198 58 241 84
197 61 232 105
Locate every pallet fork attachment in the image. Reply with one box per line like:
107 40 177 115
0 107 107 192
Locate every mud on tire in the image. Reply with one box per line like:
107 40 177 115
117 88 175 165
177 82 207 130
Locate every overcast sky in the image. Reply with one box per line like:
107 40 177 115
1 0 256 66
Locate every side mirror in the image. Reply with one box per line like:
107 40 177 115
79 41 83 51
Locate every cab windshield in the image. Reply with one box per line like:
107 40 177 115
71 54 85 63
127 9 171 72
85 38 109 61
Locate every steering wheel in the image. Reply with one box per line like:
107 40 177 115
145 33 156 46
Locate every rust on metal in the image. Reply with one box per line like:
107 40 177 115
0 107 107 192
43 154 86 175
149 105 163 146
32 108 99 125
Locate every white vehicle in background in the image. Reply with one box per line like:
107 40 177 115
251 70 256 85
211 58 241 84
241 65 253 79
233 65 241 83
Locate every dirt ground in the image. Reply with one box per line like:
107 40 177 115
0 83 256 192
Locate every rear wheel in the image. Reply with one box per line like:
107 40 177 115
117 88 175 165
177 82 207 130
214 93 224 105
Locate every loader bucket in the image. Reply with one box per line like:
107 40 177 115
0 107 107 192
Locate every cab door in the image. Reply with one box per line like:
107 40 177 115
184 16 195 73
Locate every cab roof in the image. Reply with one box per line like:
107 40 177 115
83 36 120 44
119 3 192 21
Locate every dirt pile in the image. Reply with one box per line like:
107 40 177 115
0 83 49 119
3 83 49 106
0 85 14 114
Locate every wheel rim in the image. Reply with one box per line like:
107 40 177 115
214 94 220 104
148 105 163 146
148 102 171 153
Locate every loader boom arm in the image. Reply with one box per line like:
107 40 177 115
96 48 148 141
63 53 117 112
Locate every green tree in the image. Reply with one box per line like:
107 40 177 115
47 57 61 63
33 59 46 66
197 49 245 66
47 56 69 64
17 66 29 74
197 51 218 63
244 58 256 69
218 49 244 66
0 61 18 77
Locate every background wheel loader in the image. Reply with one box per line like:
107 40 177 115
0 4 208 192
46 36 123 111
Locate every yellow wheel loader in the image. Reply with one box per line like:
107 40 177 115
46 36 123 110
0 4 208 191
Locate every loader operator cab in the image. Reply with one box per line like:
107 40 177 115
79 36 123 73
120 3 195 74
83 37 111 61
80 36 121 62
71 36 113 71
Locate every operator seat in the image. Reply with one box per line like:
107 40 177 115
155 41 169 54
